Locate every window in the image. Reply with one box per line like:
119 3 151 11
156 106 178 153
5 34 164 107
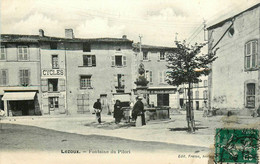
50 42 57 49
160 52 165 60
49 97 59 109
83 43 91 52
245 40 258 69
116 74 125 88
115 55 122 66
52 55 59 69
246 83 255 108
204 80 208 87
145 70 153 83
0 46 6 60
143 51 148 60
83 55 96 67
159 71 166 83
0 69 8 85
203 90 208 99
48 79 58 92
19 69 30 86
112 55 126 67
80 75 92 89
195 91 199 99
194 82 199 88
18 46 29 61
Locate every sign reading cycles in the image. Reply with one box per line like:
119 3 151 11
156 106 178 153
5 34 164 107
41 69 65 77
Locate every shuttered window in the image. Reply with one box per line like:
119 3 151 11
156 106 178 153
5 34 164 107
19 69 30 86
83 55 96 67
0 46 6 60
0 69 8 85
18 46 29 61
245 40 258 69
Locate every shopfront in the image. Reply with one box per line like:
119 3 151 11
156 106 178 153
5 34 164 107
2 91 40 116
41 69 66 115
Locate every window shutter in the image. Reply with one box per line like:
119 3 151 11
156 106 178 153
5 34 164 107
28 69 30 85
148 52 150 60
92 55 96 66
24 47 28 60
158 52 160 60
83 55 88 66
19 70 23 85
59 79 65 91
123 55 127 66
111 55 115 66
0 70 2 85
150 70 153 83
247 42 251 55
159 71 162 83
114 74 118 87
41 79 48 92
121 74 125 86
164 70 167 83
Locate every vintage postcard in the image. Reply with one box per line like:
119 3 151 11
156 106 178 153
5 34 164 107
0 0 260 164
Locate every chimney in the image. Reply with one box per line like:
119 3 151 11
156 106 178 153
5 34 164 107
122 35 127 39
65 29 74 39
39 29 44 37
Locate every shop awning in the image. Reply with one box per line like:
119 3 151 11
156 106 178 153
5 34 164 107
2 92 36 101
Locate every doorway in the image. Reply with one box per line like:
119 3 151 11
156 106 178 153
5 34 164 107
49 97 59 112
196 101 199 110
100 94 109 114
157 94 169 106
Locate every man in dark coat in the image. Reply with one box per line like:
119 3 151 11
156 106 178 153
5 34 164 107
132 97 146 125
114 100 123 124
93 99 102 123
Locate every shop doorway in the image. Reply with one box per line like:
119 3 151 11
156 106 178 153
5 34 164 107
49 97 59 112
196 101 199 110
100 94 109 114
9 100 35 116
157 94 169 106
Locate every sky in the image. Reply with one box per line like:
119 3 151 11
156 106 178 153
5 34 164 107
1 0 259 46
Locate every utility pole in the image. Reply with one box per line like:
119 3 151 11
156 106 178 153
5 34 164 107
175 32 178 42
203 19 207 41
139 34 142 54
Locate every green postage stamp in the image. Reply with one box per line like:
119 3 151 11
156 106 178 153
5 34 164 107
215 129 259 163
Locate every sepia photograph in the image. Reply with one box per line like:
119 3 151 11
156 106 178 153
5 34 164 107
0 0 260 163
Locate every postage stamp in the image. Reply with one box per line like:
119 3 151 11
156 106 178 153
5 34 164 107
215 128 259 163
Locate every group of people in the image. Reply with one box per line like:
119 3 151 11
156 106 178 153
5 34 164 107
93 96 146 126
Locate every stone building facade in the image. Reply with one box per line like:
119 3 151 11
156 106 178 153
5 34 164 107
0 35 41 116
207 3 260 115
133 44 179 108
0 29 133 116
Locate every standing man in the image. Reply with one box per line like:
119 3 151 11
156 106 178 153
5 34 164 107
132 96 146 126
93 99 102 124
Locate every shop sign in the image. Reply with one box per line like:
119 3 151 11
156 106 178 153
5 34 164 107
42 92 64 98
148 89 176 94
41 69 65 77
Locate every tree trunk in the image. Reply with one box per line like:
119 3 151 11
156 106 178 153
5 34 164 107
187 82 195 133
